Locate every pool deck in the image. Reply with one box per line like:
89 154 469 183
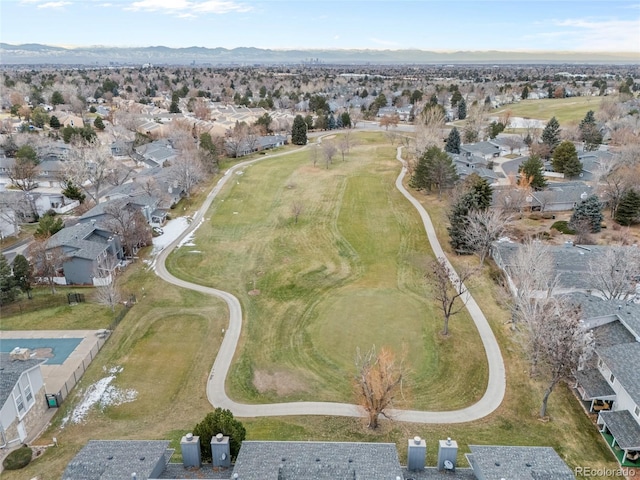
0 330 105 400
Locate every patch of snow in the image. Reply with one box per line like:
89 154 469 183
151 217 190 253
60 366 137 427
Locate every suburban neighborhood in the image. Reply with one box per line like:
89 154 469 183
1 2 640 478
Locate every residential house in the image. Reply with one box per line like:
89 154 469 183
460 141 502 161
62 436 575 480
569 292 640 467
529 182 596 212
79 187 165 228
0 353 47 448
55 112 84 128
134 139 177 168
44 222 124 285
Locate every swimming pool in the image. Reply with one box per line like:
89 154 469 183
0 338 83 365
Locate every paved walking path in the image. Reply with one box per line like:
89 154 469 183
155 142 506 423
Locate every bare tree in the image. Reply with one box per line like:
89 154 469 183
379 114 400 130
322 141 337 169
414 105 445 155
535 297 593 418
465 208 511 264
338 130 356 162
291 201 304 224
64 138 114 203
103 201 152 257
354 346 405 429
588 246 640 300
168 153 204 198
502 135 524 155
309 143 320 167
8 157 40 192
27 240 67 294
426 257 476 336
93 255 122 313
507 239 558 301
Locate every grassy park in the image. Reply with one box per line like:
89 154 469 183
494 96 604 125
1 132 620 479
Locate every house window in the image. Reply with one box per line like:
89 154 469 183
15 393 24 414
24 384 33 403
635 405 640 418
609 373 615 384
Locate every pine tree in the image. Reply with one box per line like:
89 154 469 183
0 254 16 306
444 127 461 154
541 116 561 155
327 113 336 130
570 194 604 233
12 254 32 299
521 85 529 100
457 98 467 120
614 189 640 226
93 116 105 131
579 110 602 151
447 192 477 254
49 115 61 129
410 146 458 196
291 115 308 145
518 155 547 190
552 141 582 178
463 173 493 210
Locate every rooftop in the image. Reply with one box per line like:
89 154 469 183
599 410 640 450
0 352 44 408
597 342 640 405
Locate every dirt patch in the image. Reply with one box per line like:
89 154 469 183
253 369 309 396
248 289 261 296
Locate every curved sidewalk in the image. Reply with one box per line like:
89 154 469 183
155 143 505 423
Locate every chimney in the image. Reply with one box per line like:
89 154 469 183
437 437 458 471
211 433 231 468
407 436 426 471
180 433 201 468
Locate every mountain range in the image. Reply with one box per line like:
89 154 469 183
1 43 638 65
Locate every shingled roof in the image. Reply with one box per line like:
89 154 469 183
0 352 45 408
466 445 575 479
597 342 640 406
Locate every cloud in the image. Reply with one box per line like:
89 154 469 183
126 0 251 16
37 1 71 8
551 17 640 51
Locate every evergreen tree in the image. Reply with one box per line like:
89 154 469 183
51 90 64 105
541 116 561 155
49 115 61 129
457 98 467 120
447 192 477 255
518 155 547 190
579 110 602 151
340 112 351 128
169 101 180 113
552 141 582 178
62 181 86 203
327 113 336 130
444 127 461 154
0 254 16 306
521 85 529 100
193 408 246 462
93 116 105 131
570 194 604 233
35 211 64 239
291 115 308 145
462 173 493 211
450 90 462 107
12 254 32 299
410 146 458 196
614 189 640 226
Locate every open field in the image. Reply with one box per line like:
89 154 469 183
166 132 487 409
1 133 621 479
493 96 604 125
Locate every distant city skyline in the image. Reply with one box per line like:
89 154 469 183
1 0 639 52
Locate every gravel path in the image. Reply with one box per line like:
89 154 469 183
155 141 506 423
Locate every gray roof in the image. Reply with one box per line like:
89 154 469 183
530 183 595 208
47 222 112 261
231 441 403 480
599 410 640 450
597 342 640 405
466 445 574 479
0 353 44 408
565 292 640 341
575 368 615 399
460 141 501 157
493 243 640 292
63 440 171 480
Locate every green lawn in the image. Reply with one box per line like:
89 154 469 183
166 132 487 409
493 96 604 125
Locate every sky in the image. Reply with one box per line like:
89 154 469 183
1 0 640 52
